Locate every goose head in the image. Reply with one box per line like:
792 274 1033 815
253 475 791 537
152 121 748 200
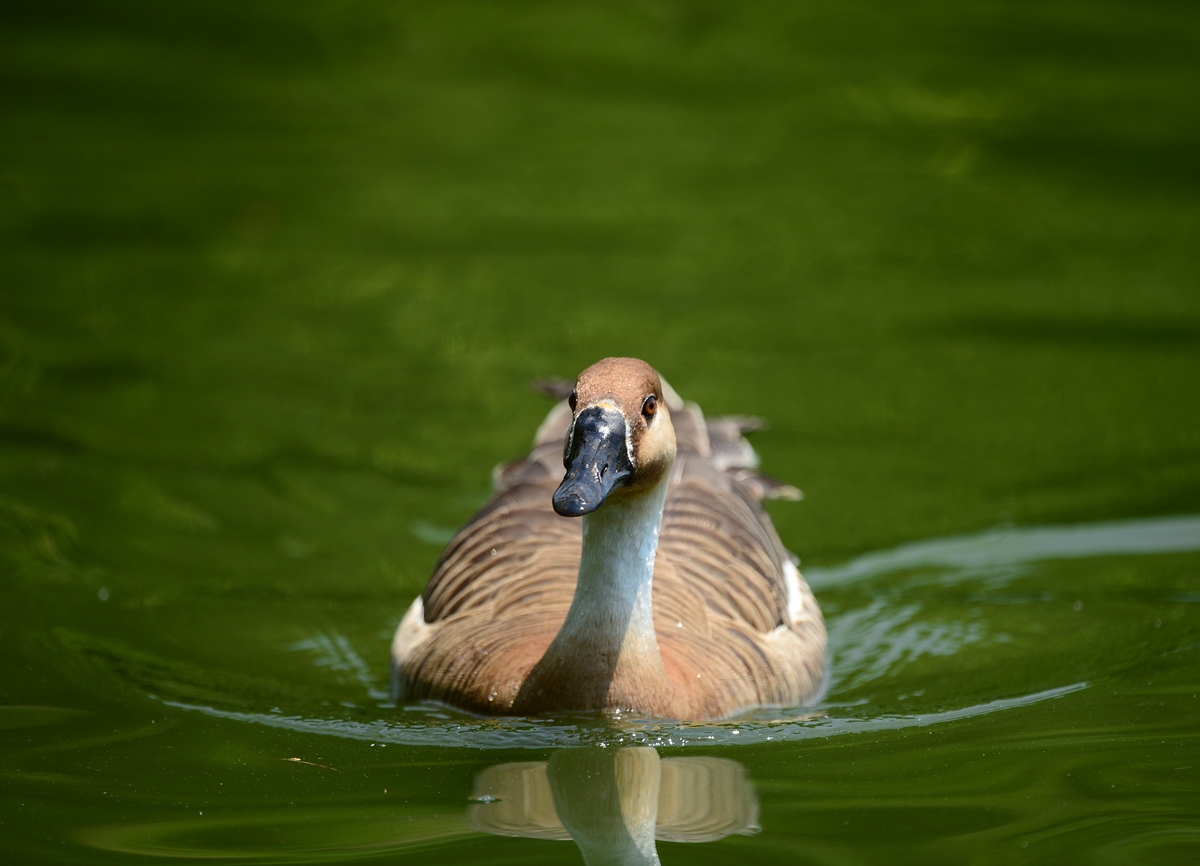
552 357 678 517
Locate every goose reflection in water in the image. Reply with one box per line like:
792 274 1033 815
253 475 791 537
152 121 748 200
467 745 758 865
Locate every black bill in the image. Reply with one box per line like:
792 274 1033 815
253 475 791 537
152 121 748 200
552 404 634 517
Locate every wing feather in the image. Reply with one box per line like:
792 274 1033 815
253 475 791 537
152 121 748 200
395 397 825 716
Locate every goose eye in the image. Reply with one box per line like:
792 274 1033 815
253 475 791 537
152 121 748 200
641 394 657 419
568 391 578 411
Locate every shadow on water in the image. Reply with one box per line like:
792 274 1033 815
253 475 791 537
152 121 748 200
468 746 758 865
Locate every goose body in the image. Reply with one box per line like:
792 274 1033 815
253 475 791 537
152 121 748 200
391 358 826 720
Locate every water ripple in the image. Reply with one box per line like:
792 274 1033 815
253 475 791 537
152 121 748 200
806 513 1200 590
161 682 1087 751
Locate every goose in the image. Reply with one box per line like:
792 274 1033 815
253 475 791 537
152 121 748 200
391 357 826 720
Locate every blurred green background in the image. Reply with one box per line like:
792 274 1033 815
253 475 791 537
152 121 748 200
1 1 1198 863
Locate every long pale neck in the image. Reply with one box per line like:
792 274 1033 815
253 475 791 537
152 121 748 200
560 479 668 658
514 478 671 714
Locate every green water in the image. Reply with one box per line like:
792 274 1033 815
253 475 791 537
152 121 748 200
2 1 1199 863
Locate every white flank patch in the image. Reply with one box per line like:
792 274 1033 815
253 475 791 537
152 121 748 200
783 559 807 625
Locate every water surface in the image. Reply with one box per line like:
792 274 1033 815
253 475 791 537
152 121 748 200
2 1 1198 863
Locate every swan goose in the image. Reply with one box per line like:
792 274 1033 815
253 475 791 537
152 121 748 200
391 357 826 720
